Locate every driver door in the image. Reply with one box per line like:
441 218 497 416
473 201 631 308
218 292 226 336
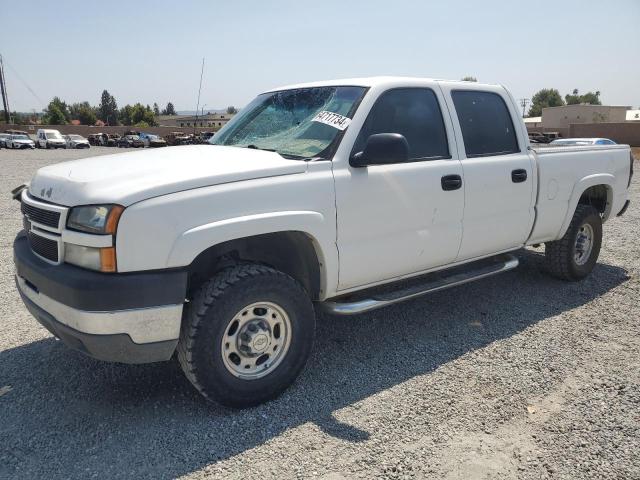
334 87 464 291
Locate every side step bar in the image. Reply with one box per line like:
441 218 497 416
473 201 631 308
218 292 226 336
322 253 519 315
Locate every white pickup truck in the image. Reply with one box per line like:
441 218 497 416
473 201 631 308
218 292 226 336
14 77 633 407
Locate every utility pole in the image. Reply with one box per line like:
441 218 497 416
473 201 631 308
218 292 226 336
519 98 530 118
193 57 205 136
0 54 11 123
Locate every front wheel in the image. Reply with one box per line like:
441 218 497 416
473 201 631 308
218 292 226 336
544 205 602 281
177 264 316 408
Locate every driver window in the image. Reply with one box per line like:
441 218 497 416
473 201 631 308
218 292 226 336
353 88 450 161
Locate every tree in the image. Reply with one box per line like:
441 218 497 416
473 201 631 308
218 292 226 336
119 103 157 126
98 90 118 125
45 105 67 125
565 89 602 106
69 101 97 125
161 102 176 115
226 106 238 114
528 88 565 117
44 97 70 124
461 76 477 82
153 102 160 116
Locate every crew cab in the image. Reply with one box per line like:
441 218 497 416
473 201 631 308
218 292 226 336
13 77 633 407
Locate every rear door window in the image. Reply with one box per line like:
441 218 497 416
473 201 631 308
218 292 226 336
451 91 520 158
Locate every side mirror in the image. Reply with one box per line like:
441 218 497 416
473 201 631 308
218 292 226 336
350 133 409 168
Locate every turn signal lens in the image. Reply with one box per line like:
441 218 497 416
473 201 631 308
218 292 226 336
105 205 124 234
100 247 117 273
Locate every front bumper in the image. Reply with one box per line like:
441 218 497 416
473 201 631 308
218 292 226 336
14 233 188 363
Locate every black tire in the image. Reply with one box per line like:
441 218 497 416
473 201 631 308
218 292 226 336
544 204 602 281
177 264 316 408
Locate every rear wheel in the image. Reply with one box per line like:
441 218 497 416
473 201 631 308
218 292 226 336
177 264 316 408
544 205 602 281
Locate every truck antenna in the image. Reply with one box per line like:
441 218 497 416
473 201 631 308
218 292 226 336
194 57 205 136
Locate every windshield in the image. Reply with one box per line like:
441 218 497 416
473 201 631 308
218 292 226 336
211 86 366 159
46 132 62 139
68 134 83 140
13 135 29 140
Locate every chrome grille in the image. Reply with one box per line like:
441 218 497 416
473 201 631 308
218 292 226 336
28 232 59 262
21 201 61 229
20 191 68 265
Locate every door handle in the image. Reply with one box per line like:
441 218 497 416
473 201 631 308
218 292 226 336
511 169 527 183
441 174 462 191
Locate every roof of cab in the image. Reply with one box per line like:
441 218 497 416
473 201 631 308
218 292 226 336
263 76 500 93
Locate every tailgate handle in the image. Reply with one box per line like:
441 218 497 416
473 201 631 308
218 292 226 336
441 174 462 191
511 169 528 183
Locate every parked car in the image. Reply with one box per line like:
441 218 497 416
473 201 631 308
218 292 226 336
528 132 550 143
7 134 35 149
197 131 215 144
12 77 633 408
543 132 561 141
87 133 103 146
35 129 66 149
550 138 617 146
95 133 120 147
139 132 167 147
6 129 30 136
165 131 191 146
109 134 120 146
63 134 91 149
117 134 144 148
0 133 11 148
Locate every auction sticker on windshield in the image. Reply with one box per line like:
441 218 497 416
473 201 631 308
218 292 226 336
311 111 352 130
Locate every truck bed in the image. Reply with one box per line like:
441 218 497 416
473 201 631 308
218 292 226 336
527 143 631 245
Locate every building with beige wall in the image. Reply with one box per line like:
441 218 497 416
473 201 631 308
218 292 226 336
541 104 630 129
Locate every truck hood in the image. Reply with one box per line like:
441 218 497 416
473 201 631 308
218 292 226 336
28 145 308 206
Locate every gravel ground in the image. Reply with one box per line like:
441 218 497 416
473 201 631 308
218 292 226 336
0 147 638 480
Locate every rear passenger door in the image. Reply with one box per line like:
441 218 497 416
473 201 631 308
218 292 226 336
441 87 535 261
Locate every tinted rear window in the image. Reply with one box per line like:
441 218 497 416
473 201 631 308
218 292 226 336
451 91 519 158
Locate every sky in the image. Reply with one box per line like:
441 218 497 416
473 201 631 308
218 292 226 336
1 0 639 114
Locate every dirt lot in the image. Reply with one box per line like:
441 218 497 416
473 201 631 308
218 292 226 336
0 147 638 479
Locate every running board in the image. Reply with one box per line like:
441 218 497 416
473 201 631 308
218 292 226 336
322 253 519 315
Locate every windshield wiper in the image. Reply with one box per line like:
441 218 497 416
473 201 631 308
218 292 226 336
246 144 276 152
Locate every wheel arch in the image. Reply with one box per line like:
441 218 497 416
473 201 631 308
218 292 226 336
558 174 614 238
185 231 325 301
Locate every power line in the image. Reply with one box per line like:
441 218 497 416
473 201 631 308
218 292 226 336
3 57 45 110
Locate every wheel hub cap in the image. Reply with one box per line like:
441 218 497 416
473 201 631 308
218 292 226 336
221 302 292 380
574 223 594 265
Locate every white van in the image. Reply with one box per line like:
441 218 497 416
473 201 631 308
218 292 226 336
35 129 66 149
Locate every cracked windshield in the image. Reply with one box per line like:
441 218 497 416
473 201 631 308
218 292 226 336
211 86 366 159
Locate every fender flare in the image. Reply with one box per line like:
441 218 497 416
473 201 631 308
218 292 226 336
557 173 614 238
166 210 337 296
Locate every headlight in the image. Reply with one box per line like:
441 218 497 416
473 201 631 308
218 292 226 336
66 205 124 234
